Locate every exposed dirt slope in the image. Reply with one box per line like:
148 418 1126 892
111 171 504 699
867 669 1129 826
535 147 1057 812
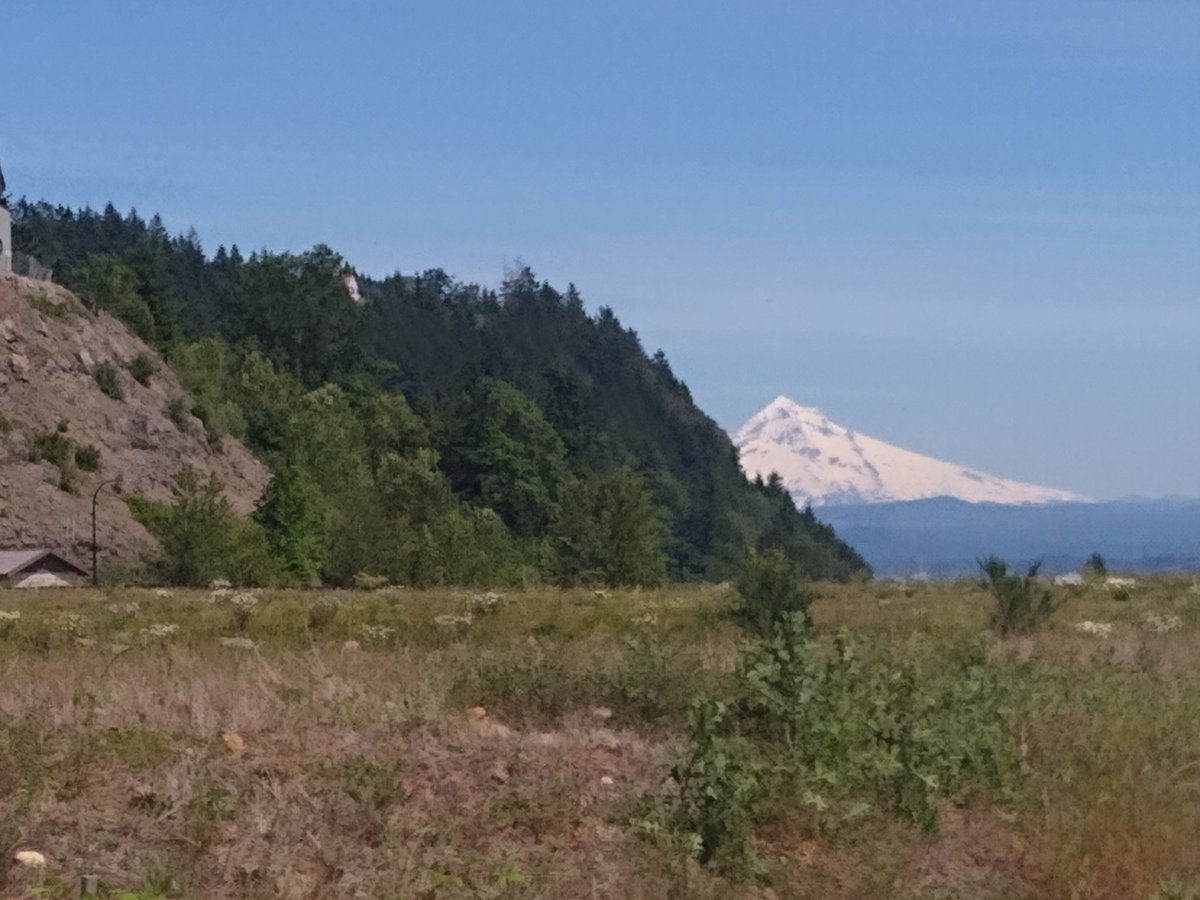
0 273 268 572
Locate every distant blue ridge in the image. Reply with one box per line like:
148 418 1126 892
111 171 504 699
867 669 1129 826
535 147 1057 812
816 498 1200 579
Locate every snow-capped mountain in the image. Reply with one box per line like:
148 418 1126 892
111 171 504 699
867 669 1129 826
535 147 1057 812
733 396 1088 507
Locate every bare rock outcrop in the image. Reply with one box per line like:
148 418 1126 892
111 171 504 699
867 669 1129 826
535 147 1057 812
0 273 269 570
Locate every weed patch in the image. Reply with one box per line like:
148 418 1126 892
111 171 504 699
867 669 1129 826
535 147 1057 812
95 361 125 401
980 556 1057 634
97 726 170 770
128 352 157 386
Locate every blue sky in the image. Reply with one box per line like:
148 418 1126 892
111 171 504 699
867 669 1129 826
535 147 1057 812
4 1 1198 499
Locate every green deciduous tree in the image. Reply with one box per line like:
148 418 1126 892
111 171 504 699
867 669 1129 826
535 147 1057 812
71 253 156 340
448 379 569 538
551 465 667 587
134 466 277 586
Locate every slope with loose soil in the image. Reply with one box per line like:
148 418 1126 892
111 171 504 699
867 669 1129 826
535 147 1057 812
0 273 268 571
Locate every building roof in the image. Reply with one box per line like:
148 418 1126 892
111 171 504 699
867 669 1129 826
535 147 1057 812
0 549 88 577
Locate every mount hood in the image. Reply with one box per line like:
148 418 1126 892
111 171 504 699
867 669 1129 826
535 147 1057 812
734 396 1087 507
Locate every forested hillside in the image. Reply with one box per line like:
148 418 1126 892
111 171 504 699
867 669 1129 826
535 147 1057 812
12 200 868 585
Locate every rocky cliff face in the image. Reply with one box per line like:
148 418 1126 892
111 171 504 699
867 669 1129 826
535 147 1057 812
0 273 269 573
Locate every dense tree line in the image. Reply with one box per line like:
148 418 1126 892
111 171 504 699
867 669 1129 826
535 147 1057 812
13 200 869 586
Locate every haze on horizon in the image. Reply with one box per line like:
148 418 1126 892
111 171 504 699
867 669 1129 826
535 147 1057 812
2 1 1196 500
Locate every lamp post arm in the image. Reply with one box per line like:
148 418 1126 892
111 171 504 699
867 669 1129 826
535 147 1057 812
91 478 121 587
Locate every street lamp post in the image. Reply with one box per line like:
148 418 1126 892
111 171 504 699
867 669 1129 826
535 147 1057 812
91 478 122 587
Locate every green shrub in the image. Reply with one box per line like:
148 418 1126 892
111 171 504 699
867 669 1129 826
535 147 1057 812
666 622 1024 871
0 412 10 434
58 462 79 493
25 291 75 320
190 401 224 449
166 396 188 430
94 361 124 400
979 556 1057 635
29 421 83 492
131 466 280 586
733 548 817 636
75 443 102 472
128 352 157 386
670 697 761 873
29 421 73 468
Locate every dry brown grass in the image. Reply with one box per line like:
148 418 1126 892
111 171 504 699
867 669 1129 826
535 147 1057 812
0 577 1198 898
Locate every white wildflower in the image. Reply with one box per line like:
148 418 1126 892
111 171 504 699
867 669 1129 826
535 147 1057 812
229 592 259 611
434 613 474 627
361 624 396 641
1073 621 1113 638
153 588 174 598
13 849 46 868
141 623 179 639
0 610 20 621
1144 613 1182 634
210 578 232 590
633 613 658 627
466 592 505 615
58 613 85 636
106 601 140 615
1054 573 1084 587
1105 577 1137 590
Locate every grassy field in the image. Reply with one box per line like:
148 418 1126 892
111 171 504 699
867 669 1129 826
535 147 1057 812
2 575 1200 899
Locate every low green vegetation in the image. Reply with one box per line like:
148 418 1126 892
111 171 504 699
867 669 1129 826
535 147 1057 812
164 396 188 430
127 352 157 386
1 577 1198 899
93 360 124 401
75 443 102 472
979 555 1058 635
732 547 818 636
23 289 77 320
27 420 98 491
28 421 73 469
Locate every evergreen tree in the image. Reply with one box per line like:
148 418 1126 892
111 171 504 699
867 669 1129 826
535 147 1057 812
255 465 325 582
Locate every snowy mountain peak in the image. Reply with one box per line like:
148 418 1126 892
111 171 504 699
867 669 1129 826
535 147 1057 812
734 396 1088 507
